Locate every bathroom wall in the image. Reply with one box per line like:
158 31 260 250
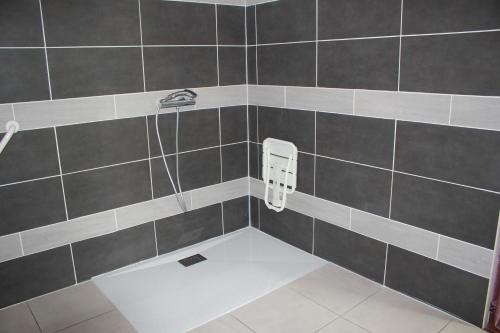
0 0 249 309
247 0 500 327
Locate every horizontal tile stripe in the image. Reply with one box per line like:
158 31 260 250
250 177 493 278
0 177 249 264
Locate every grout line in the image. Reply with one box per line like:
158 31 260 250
38 0 52 100
218 107 223 183
113 210 119 230
26 302 43 333
436 235 441 260
145 116 154 199
53 127 69 220
448 95 453 125
348 208 352 230
137 0 146 92
388 120 397 218
112 95 118 119
313 111 317 196
352 89 356 114
254 6 258 84
153 221 159 256
18 232 25 256
245 5 252 227
69 244 78 283
397 0 403 92
221 202 225 234
10 104 15 121
311 217 315 255
315 0 318 87
215 5 220 86
383 244 389 285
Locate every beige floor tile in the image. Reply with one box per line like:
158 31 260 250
28 282 114 333
440 321 485 333
317 318 370 333
231 287 337 333
188 315 253 333
288 264 381 315
0 303 40 333
57 310 136 333
344 289 451 333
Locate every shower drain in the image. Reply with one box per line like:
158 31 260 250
178 254 207 267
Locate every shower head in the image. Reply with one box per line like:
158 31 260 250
159 89 197 109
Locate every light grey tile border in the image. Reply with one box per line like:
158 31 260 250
21 211 116 255
13 96 115 131
437 235 494 278
354 90 451 125
0 104 14 133
351 209 439 259
248 85 285 107
451 95 500 131
191 177 249 209
250 177 490 278
115 90 182 119
194 85 247 110
116 193 190 230
285 87 353 114
0 233 23 263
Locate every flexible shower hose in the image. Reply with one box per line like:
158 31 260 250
155 105 188 212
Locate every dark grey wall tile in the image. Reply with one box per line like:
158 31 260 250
219 47 246 86
315 220 387 283
395 121 500 192
256 0 315 43
0 246 74 308
260 205 313 253
221 105 247 144
248 105 257 142
64 161 151 219
150 156 176 198
297 152 314 195
0 177 66 236
222 143 248 182
179 109 220 152
42 0 140 46
317 113 395 169
246 6 256 45
400 32 500 96
140 0 215 45
258 107 315 153
177 147 221 191
155 204 222 255
0 0 43 47
223 196 249 234
149 108 219 157
391 173 500 249
318 38 399 90
315 157 392 217
403 0 500 35
72 223 156 282
148 113 176 157
0 128 59 185
48 47 143 99
247 46 257 85
57 117 148 173
258 43 316 86
143 47 217 91
249 143 259 179
250 196 259 228
386 246 489 326
318 0 401 39
217 5 245 45
0 49 50 103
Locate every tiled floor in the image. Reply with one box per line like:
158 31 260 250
0 264 486 333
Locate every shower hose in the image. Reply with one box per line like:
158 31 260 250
155 104 188 212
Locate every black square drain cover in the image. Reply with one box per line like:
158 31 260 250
178 254 207 267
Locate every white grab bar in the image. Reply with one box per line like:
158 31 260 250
0 121 20 155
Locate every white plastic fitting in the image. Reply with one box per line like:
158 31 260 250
262 138 298 212
0 120 20 155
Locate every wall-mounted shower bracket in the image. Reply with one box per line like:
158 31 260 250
262 138 298 212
